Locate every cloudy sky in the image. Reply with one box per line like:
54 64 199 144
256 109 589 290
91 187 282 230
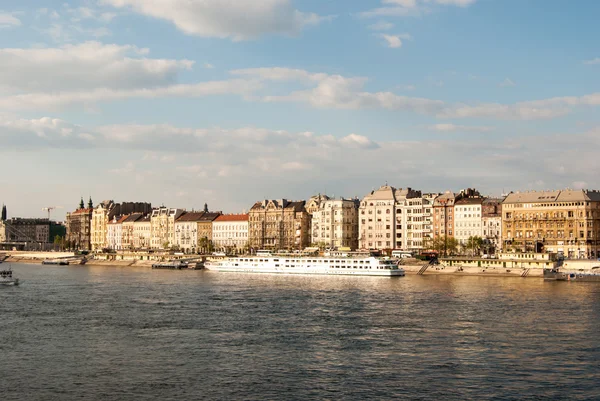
1 0 599 219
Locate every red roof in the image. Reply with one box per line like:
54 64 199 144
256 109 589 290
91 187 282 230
71 208 93 214
214 214 249 222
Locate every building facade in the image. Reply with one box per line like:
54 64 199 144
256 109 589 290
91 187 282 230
174 212 206 253
454 197 484 245
212 214 249 253
502 190 600 259
66 207 93 251
310 198 359 250
92 201 152 251
150 207 185 249
248 199 310 250
107 215 127 251
433 191 456 242
121 214 143 250
395 190 436 251
133 216 151 249
359 185 400 251
482 198 503 252
0 218 50 244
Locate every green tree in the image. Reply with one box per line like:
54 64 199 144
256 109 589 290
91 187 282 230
465 236 484 256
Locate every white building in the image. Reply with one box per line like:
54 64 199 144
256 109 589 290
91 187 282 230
482 198 503 252
397 193 437 251
311 198 359 250
150 207 185 249
133 216 151 249
454 198 484 245
212 214 249 252
106 215 126 250
174 212 205 253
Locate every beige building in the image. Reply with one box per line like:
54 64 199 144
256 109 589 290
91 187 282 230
311 198 359 250
91 200 114 251
359 185 395 250
150 207 185 249
433 191 456 242
92 201 152 251
248 199 310 250
212 214 249 253
133 216 152 249
502 189 600 259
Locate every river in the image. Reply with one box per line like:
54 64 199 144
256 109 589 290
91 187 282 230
1 264 599 400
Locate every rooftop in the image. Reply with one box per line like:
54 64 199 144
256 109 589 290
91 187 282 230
215 214 249 222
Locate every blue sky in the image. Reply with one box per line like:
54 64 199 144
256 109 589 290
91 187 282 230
0 0 599 219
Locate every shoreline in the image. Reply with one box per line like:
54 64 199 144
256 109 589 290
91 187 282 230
3 257 544 278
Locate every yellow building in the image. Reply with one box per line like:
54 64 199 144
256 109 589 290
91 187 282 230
502 189 600 259
248 199 310 251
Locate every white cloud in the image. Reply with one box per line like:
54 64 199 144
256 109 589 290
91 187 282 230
499 78 516 87
361 0 477 18
3 117 598 216
204 62 215 69
230 67 600 120
0 12 21 28
0 80 262 111
0 42 194 93
368 21 395 31
428 123 493 133
583 58 600 65
378 33 411 48
100 0 328 41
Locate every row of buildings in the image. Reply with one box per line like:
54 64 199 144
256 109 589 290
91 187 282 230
17 186 593 260
0 204 67 250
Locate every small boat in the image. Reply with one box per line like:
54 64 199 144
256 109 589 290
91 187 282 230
0 267 19 286
42 259 70 265
152 261 189 269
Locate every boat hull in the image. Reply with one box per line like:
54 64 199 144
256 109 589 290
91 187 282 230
206 265 404 277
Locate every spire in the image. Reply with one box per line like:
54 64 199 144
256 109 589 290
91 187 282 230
1 204 6 221
88 196 93 209
204 203 208 213
79 197 85 209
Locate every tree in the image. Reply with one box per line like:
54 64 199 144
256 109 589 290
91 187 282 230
465 236 484 256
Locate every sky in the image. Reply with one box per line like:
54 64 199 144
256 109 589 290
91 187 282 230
0 0 599 220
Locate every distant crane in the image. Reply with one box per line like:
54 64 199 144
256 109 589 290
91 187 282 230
42 206 63 220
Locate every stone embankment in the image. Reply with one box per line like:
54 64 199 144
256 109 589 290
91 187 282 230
401 260 543 278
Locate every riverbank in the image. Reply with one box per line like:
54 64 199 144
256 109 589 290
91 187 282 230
402 263 543 278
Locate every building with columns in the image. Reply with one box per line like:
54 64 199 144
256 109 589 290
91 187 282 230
502 189 600 259
311 198 359 250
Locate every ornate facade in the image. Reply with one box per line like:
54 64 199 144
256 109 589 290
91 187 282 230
150 207 185 249
66 204 93 251
502 190 600 258
248 199 310 250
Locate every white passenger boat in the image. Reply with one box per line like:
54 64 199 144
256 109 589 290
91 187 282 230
205 253 405 277
0 267 19 286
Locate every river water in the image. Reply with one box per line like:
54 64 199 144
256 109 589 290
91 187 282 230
1 264 599 400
